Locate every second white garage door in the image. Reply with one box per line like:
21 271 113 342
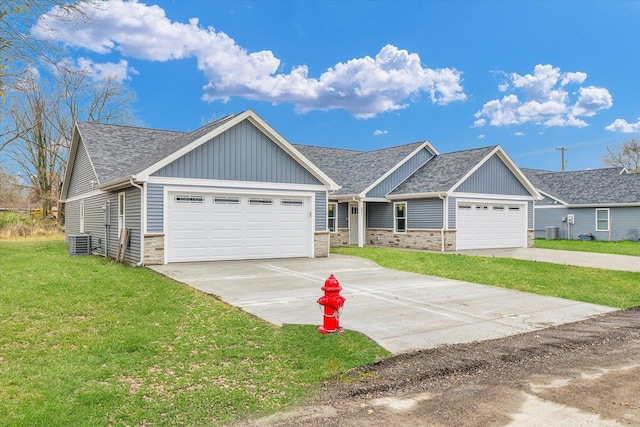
167 192 312 263
456 202 527 250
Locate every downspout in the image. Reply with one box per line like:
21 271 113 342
439 194 447 252
129 178 145 267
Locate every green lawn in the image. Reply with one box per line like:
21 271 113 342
0 237 390 426
332 247 640 309
535 238 640 257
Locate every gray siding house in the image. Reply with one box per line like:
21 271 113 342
61 109 541 264
295 143 540 252
523 168 640 242
60 110 339 264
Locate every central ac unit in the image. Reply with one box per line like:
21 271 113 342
546 226 559 240
69 234 91 255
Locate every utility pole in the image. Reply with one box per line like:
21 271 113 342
556 147 567 172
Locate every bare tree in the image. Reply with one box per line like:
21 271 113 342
602 138 640 173
2 1 137 221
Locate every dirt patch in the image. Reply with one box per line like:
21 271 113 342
241 307 640 426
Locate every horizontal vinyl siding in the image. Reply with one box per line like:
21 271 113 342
67 139 98 197
407 198 443 229
612 207 640 241
122 187 141 265
153 120 321 185
455 154 530 196
338 203 349 229
367 202 392 229
147 184 164 233
528 201 534 229
534 206 640 241
448 197 457 229
315 191 327 232
367 148 434 198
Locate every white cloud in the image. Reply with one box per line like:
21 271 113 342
572 86 613 117
605 117 640 133
74 57 137 81
373 129 388 136
477 134 485 139
34 0 466 118
512 131 524 136
475 64 612 128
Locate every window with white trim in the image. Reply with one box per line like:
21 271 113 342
214 196 239 204
118 192 125 237
394 202 407 233
328 203 337 232
596 208 610 231
79 201 85 233
249 198 273 206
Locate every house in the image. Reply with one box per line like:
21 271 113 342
296 143 540 252
60 110 339 265
61 109 540 265
522 168 640 242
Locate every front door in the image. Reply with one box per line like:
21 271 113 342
349 203 358 245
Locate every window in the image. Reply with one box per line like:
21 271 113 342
596 208 610 231
214 196 239 204
328 203 337 232
281 199 304 206
394 202 407 233
79 201 85 233
175 195 204 203
118 192 125 237
249 198 273 206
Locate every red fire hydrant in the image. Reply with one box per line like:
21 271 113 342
317 274 346 334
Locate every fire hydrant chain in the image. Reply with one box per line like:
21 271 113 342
317 274 346 334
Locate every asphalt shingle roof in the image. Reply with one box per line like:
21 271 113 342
76 115 235 184
294 142 425 195
522 167 640 205
391 146 496 194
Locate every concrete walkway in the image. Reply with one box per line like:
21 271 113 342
454 248 640 272
149 255 616 354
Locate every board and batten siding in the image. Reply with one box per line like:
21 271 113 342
67 139 98 197
367 148 434 198
455 154 530 196
152 120 321 185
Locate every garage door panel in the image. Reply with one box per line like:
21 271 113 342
167 193 312 262
457 202 526 250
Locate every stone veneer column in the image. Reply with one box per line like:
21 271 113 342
143 234 164 265
314 231 330 257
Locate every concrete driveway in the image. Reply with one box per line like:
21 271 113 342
455 248 640 272
149 255 616 354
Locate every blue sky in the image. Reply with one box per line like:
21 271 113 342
33 0 640 171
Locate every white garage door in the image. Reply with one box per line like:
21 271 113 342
457 202 526 250
167 192 312 263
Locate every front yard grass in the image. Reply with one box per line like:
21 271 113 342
535 238 640 257
332 247 640 309
0 237 390 426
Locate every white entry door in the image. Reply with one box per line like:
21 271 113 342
167 192 312 263
349 204 359 245
457 202 527 250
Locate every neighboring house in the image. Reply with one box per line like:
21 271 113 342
61 109 540 265
522 168 640 242
60 110 339 265
296 143 540 252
